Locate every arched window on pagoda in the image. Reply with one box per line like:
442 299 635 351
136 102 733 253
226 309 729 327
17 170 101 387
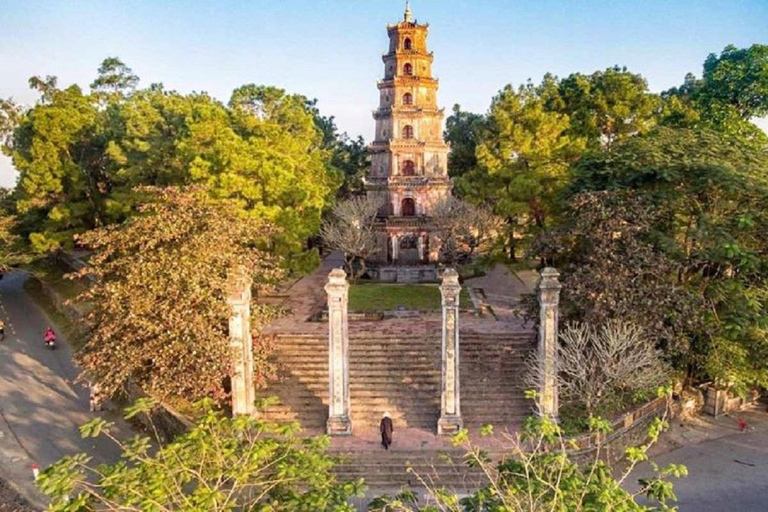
404 38 412 50
401 198 416 217
402 125 414 139
402 160 415 176
403 63 413 75
403 92 413 105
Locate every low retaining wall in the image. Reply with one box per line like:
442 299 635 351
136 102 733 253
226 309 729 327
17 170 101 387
123 383 193 444
32 274 87 326
702 386 761 417
568 396 670 464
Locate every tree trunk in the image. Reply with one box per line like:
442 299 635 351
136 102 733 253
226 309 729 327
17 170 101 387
506 217 517 262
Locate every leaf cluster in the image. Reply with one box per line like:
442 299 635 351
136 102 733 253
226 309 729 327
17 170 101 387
73 187 283 402
38 399 364 511
3 58 342 267
371 398 685 512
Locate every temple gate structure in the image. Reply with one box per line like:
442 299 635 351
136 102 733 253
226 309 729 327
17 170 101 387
366 2 452 282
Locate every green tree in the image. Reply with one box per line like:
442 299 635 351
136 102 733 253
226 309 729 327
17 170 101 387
544 67 660 150
553 127 768 391
371 395 685 511
444 104 486 181
531 190 701 357
38 398 364 511
73 187 283 402
3 60 342 268
227 84 337 268
663 45 768 142
90 56 139 97
9 80 110 252
458 84 584 260
0 188 28 272
304 99 365 198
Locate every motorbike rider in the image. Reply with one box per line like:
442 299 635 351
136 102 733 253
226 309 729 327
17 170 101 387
44 326 56 346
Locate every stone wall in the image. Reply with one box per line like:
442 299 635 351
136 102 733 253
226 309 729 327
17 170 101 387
31 274 86 326
702 386 761 417
123 383 192 444
568 396 670 464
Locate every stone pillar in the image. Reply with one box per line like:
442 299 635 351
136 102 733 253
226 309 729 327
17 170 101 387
417 235 425 261
537 267 562 419
392 235 399 262
325 269 352 435
438 268 463 434
227 266 255 416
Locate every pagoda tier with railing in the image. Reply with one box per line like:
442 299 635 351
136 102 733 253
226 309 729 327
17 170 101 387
365 2 452 281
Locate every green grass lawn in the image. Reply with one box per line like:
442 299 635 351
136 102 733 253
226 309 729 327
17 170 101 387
348 283 472 312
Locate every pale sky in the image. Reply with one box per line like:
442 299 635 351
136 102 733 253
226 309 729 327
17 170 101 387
1 0 767 187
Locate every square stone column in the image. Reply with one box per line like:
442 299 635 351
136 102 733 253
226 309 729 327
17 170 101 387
438 268 463 434
227 267 255 417
537 267 562 420
325 269 352 435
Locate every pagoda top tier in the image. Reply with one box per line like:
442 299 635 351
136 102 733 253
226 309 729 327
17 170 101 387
387 1 429 31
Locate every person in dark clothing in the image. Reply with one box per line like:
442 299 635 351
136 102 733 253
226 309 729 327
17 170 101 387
380 411 393 450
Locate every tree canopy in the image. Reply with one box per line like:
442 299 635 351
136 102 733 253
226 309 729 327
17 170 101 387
73 187 283 402
563 127 768 391
3 58 343 270
38 398 364 511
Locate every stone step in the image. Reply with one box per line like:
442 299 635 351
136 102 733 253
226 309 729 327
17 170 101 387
276 333 534 341
274 339 536 352
263 381 529 391
274 340 534 349
273 349 532 359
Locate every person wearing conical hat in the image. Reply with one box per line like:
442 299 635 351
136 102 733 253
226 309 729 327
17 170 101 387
380 411 394 450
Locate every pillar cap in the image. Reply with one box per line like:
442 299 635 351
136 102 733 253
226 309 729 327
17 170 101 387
226 265 252 304
538 267 562 291
441 267 459 284
325 268 349 291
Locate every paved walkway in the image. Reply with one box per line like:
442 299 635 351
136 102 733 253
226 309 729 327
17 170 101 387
263 257 535 337
0 272 132 509
465 264 538 322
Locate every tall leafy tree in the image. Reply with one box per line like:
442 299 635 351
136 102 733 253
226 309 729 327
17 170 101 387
458 84 584 259
444 103 486 181
3 60 342 267
543 67 660 150
560 127 768 391
74 187 283 402
9 81 110 252
663 44 768 142
0 188 28 271
90 56 139 97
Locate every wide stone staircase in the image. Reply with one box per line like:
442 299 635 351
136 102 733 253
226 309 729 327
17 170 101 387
255 332 535 432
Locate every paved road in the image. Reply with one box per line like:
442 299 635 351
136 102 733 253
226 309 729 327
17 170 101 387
642 428 768 511
0 272 130 509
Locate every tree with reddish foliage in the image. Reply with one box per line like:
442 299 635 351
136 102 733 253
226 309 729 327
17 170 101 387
73 187 284 402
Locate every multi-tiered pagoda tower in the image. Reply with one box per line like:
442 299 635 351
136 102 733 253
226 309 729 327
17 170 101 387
366 3 452 281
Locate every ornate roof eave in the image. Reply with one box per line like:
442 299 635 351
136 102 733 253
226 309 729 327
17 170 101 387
382 51 435 62
377 77 439 89
386 22 429 33
373 107 444 118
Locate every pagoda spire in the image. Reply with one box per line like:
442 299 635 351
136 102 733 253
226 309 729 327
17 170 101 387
404 1 413 22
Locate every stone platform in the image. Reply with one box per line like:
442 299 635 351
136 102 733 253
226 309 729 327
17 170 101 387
257 252 538 491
